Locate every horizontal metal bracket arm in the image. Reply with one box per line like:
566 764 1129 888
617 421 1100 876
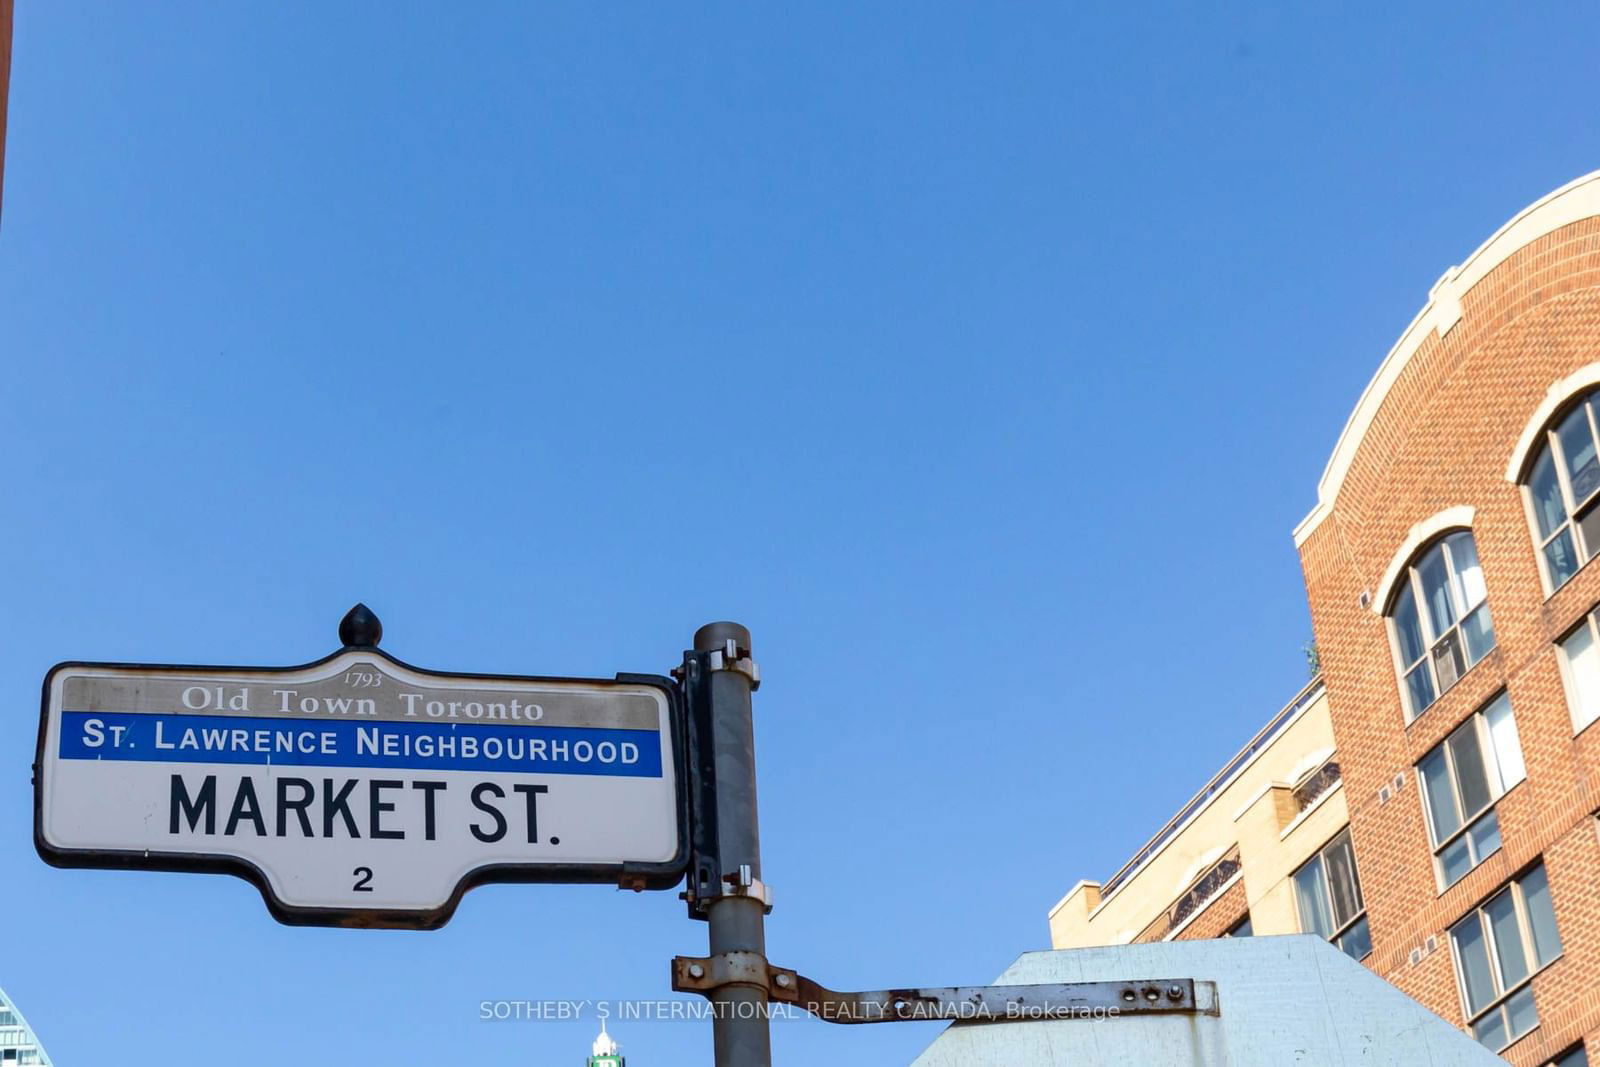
672 956 1219 1026
782 975 1219 1025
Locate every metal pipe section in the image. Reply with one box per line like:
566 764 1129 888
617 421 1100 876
694 621 771 1067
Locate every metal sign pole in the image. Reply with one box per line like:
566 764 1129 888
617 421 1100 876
41 605 1243 1063
693 621 772 1067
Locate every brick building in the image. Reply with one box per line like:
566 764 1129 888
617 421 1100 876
1053 170 1600 1067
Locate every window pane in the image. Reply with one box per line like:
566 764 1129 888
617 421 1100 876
1323 834 1363 925
1433 629 1466 692
1522 864 1563 966
1440 834 1475 886
1448 532 1488 609
1530 448 1569 539
1579 500 1600 563
1294 859 1333 939
1505 985 1538 1042
1483 694 1526 790
1418 543 1459 632
1461 602 1496 664
1337 914 1372 960
1420 747 1462 842
1468 809 1502 867
1555 1045 1590 1067
1560 403 1600 503
1546 529 1581 588
1449 722 1493 818
1453 913 1498 1015
1392 584 1428 666
1472 1006 1508 1051
1406 663 1437 718
1486 889 1530 988
1561 621 1600 732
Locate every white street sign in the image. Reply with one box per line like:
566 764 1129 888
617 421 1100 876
35 649 684 927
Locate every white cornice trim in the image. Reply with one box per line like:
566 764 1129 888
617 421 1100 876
1047 880 1102 920
1295 170 1600 548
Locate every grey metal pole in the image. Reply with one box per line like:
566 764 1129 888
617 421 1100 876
694 621 772 1067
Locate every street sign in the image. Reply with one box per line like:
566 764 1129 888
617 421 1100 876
34 613 685 928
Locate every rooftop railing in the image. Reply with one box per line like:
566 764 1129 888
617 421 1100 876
1292 757 1342 813
1098 676 1325 903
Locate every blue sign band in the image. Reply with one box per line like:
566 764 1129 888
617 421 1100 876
58 711 663 778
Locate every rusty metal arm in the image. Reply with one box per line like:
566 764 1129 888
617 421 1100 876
672 954 1219 1026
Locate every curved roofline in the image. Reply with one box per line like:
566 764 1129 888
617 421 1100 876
1295 170 1600 548
0 986 55 1066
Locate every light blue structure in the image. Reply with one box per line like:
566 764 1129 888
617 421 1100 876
913 936 1506 1067
0 988 51 1066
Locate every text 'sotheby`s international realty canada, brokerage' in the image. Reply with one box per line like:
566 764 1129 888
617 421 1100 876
34 651 684 926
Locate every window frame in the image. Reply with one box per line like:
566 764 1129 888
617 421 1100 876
1521 389 1600 595
1544 1044 1589 1067
1555 609 1600 736
1449 865 1563 1052
1385 529 1495 721
1291 828 1371 960
1415 695 1524 889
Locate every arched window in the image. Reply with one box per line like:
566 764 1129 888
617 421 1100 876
1387 530 1495 720
1523 386 1600 591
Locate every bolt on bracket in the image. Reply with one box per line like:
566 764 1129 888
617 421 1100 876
672 956 1219 1026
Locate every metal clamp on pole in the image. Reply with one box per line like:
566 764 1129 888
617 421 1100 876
723 864 774 914
704 635 761 690
672 952 798 997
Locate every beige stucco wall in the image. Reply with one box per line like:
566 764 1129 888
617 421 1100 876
1049 686 1347 949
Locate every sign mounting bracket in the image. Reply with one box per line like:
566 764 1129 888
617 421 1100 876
670 956 1219 1025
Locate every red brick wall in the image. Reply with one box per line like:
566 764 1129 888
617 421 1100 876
1298 216 1600 1064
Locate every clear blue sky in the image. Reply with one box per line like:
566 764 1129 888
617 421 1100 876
3 3 1598 1064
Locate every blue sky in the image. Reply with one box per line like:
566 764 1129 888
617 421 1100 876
3 3 1599 1063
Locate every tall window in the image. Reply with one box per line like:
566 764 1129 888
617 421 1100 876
1417 693 1526 888
1292 829 1370 960
1450 864 1562 1051
1525 388 1600 591
1546 1046 1589 1067
1388 530 1496 719
1556 609 1600 735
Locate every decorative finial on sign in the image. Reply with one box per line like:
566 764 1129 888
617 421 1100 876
339 603 383 648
